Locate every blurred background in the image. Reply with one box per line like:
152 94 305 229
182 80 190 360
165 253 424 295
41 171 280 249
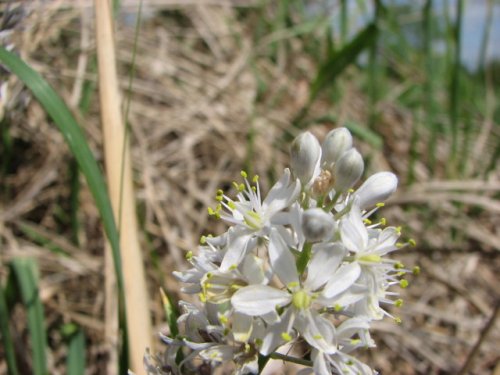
0 0 499 374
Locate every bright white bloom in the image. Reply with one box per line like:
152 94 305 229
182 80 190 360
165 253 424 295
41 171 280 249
353 171 398 209
340 204 403 319
232 228 360 355
301 208 336 242
150 128 413 375
334 148 364 192
290 131 322 186
213 169 300 270
321 127 353 170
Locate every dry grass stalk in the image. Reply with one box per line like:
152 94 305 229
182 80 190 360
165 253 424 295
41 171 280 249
94 0 152 373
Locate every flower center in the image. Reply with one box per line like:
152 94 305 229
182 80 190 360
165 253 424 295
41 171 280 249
292 289 311 310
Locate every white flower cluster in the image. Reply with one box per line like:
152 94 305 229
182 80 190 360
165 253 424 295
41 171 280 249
148 128 416 375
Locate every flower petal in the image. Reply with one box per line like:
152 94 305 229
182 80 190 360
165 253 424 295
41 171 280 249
340 205 367 252
269 228 299 287
322 262 361 299
220 232 255 271
296 310 337 354
232 285 290 316
353 171 398 209
263 168 301 214
305 243 345 291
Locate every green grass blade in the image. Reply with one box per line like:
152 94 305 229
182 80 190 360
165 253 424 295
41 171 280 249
0 281 19 375
448 0 464 176
160 288 179 337
62 324 86 375
292 22 377 129
0 47 124 294
310 22 377 103
9 258 47 375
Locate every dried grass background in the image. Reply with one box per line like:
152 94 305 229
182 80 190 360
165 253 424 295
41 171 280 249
0 1 499 374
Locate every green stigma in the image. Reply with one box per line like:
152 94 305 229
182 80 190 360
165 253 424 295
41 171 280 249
292 290 311 310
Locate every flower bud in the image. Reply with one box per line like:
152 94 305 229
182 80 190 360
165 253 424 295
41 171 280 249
302 208 336 242
334 148 364 192
290 132 321 186
321 127 353 170
353 171 398 209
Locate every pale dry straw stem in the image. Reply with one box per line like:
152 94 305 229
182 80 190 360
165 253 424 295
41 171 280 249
94 1 152 374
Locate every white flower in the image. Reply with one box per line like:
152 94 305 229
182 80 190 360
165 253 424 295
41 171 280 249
214 169 300 270
301 208 336 243
231 228 360 355
334 148 364 192
290 132 322 187
321 127 353 171
340 204 402 319
352 171 398 209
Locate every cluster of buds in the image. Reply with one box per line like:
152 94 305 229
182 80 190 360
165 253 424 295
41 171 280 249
146 128 416 374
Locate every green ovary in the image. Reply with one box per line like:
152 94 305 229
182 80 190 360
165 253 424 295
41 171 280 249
292 290 311 310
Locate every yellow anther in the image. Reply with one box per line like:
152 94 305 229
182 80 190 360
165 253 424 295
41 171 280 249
228 201 236 210
412 266 421 276
281 332 292 342
408 238 417 247
394 317 402 324
363 218 372 225
240 170 248 178
219 315 229 325
379 218 387 226
395 226 402 235
334 304 342 312
217 189 224 195
215 195 223 202
252 186 256 192
252 175 259 183
287 281 299 289
313 334 323 340
395 299 403 307
238 183 245 192
232 181 239 190
207 207 215 215
229 264 237 270
399 279 409 288
244 343 251 353
186 251 193 261
376 202 385 208
396 242 405 248
199 293 206 303
350 338 361 345
348 188 355 193
394 262 405 269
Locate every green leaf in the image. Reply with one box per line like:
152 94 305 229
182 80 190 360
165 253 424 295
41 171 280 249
0 280 19 375
310 22 378 105
160 288 179 337
9 258 48 375
0 47 124 296
63 324 86 375
292 23 378 129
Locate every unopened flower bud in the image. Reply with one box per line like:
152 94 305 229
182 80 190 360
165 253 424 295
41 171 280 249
353 171 398 209
321 127 353 170
334 148 364 192
290 132 321 186
302 208 336 242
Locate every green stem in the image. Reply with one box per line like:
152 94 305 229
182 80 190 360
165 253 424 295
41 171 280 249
297 242 312 275
270 352 313 367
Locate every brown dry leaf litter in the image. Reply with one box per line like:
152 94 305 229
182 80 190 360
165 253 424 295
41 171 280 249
0 1 499 374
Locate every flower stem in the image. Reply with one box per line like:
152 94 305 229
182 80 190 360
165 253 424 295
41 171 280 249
270 352 313 367
297 242 313 275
